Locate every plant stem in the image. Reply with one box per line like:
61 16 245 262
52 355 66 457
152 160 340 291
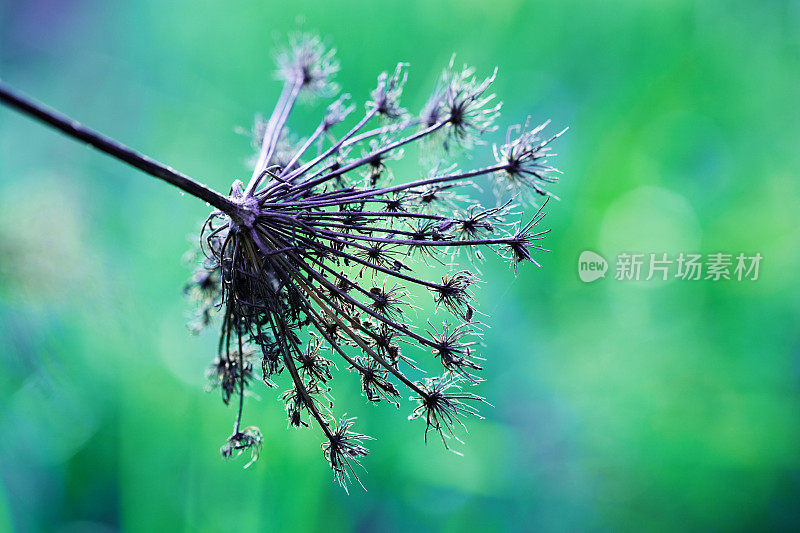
0 80 238 214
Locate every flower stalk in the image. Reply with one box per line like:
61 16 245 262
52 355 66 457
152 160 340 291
0 79 240 216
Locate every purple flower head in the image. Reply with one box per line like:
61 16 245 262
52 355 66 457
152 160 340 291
184 34 566 490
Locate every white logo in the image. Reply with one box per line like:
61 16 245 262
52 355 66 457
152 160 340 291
578 251 608 283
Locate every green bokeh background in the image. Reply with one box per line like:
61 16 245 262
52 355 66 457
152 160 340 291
1 1 799 531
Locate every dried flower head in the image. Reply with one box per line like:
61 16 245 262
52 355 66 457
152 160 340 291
220 426 263 469
182 36 565 490
409 374 486 452
322 415 373 492
276 32 339 99
493 118 567 198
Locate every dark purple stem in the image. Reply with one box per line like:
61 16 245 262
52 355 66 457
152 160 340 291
0 80 238 215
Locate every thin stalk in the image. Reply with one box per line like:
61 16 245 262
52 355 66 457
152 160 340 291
0 80 238 215
292 119 448 193
279 121 325 175
282 108 378 183
261 163 509 210
235 327 246 434
246 81 302 195
341 117 422 148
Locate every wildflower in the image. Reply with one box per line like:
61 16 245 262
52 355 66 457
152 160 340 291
369 63 408 120
322 415 373 491
0 33 565 490
355 356 400 405
426 321 483 381
205 347 256 405
221 426 263 469
295 335 335 384
493 118 568 198
430 271 475 321
184 251 222 332
439 57 501 151
323 94 355 131
505 203 551 269
276 32 339 98
409 375 485 451
189 36 562 484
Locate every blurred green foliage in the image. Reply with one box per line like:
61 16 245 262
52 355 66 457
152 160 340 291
1 0 799 531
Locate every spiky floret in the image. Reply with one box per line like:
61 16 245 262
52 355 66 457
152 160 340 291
430 270 475 321
355 356 400 405
220 426 263 469
206 347 256 405
322 415 373 491
440 57 501 151
184 34 565 490
276 32 339 98
408 374 486 451
369 63 408 120
493 118 568 198
295 334 335 384
426 321 483 381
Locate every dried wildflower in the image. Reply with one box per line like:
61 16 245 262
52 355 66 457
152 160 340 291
276 32 339 98
439 57 502 152
221 426 263 468
504 204 551 269
295 334 335 384
430 270 475 320
369 63 408 120
493 118 568 198
427 321 483 379
323 94 355 131
0 33 566 490
409 374 485 452
322 416 373 492
355 356 400 405
184 250 222 332
206 347 256 405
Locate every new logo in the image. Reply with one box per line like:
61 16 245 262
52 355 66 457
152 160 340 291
578 251 607 282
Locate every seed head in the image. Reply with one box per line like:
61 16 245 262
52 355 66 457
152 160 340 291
184 34 566 489
277 32 339 98
493 118 568 198
322 415 373 491
220 426 263 469
409 374 485 451
369 63 408 120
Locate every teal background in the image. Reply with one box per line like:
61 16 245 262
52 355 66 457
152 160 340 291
1 0 799 531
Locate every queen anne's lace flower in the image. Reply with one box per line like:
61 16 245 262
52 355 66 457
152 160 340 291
182 35 566 489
